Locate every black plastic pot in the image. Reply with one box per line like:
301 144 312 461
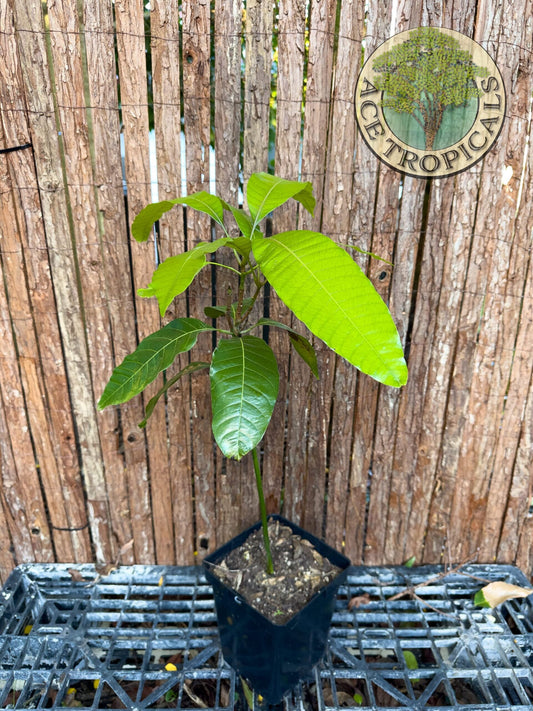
203 515 350 704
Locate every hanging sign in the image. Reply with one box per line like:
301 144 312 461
355 27 506 178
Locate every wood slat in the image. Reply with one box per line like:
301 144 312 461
386 7 486 565
261 0 307 519
82 0 154 565
181 0 217 558
150 0 189 564
283 0 337 537
46 0 139 564
433 4 532 563
454 1 533 562
213 0 247 546
1 0 91 563
0 153 53 564
9 0 114 562
320 0 362 551
115 0 169 564
347 3 403 565
243 0 273 177
343 21 385 565
495 102 533 565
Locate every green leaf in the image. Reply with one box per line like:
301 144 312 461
132 192 226 242
403 556 416 568
98 318 213 408
240 678 255 711
204 305 227 319
139 239 230 316
139 361 209 428
210 336 279 459
253 318 319 378
403 650 419 670
474 590 490 608
228 235 253 260
139 252 206 315
288 332 319 378
252 231 408 387
221 202 256 239
246 173 315 226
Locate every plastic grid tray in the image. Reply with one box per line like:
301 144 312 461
1 563 533 710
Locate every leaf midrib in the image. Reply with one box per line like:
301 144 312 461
104 322 209 404
265 235 397 377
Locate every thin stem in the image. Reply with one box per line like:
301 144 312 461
239 278 265 325
252 447 274 575
209 261 242 276
234 261 248 323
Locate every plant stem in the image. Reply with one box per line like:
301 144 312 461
239 277 265 326
252 447 274 574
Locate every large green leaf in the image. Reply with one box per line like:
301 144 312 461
139 239 229 316
98 318 213 408
210 336 279 459
132 192 226 242
252 231 408 387
246 173 315 228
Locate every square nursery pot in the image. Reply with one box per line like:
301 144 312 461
203 515 350 704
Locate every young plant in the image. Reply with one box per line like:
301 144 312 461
98 173 408 572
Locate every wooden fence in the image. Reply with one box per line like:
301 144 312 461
0 0 532 583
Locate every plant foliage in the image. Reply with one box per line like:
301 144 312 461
99 173 408 461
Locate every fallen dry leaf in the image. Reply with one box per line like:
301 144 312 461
348 593 371 610
477 581 532 608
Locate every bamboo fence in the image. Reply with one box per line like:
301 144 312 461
0 0 532 583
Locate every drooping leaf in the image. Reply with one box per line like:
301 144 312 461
98 318 213 408
475 581 532 609
132 192 226 242
139 361 210 428
139 239 230 316
252 231 408 387
288 332 320 379
204 305 228 319
253 318 319 378
210 336 279 459
246 173 315 227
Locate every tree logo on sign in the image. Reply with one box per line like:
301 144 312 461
355 28 506 178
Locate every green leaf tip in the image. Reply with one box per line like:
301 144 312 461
131 192 227 243
246 173 316 225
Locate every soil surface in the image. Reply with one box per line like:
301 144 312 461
208 520 342 624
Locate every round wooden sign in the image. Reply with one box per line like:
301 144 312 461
355 27 506 178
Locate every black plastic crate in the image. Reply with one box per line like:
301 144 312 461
1 563 533 709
